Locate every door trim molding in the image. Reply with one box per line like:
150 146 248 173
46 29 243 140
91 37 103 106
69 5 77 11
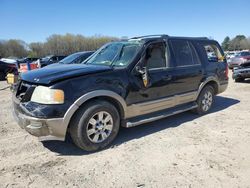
125 91 197 118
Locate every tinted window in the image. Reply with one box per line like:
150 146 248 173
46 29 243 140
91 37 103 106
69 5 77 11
189 42 200 64
170 40 196 66
51 57 57 61
59 53 81 64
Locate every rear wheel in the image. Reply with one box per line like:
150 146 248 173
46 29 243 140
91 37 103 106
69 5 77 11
69 100 120 151
193 85 214 115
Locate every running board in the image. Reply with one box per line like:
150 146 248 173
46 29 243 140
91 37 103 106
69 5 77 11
125 102 198 128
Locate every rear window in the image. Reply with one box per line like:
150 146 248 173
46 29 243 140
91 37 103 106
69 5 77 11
203 44 224 63
170 40 200 67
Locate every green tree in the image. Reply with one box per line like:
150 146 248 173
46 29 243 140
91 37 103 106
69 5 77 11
0 40 28 58
221 36 230 51
228 35 247 51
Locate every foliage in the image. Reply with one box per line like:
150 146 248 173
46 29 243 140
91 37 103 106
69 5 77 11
221 35 250 51
1 34 250 58
0 34 118 58
0 39 28 58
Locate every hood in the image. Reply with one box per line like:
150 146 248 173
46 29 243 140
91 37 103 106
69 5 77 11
21 64 112 85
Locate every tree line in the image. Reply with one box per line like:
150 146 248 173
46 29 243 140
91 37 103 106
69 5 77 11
221 35 250 51
1 34 249 58
0 34 118 58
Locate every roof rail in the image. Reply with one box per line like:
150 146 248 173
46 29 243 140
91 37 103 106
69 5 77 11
130 34 168 39
169 36 209 40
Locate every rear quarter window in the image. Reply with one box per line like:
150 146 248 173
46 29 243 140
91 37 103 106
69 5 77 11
202 43 224 63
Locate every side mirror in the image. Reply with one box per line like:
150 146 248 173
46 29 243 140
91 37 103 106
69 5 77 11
135 66 146 75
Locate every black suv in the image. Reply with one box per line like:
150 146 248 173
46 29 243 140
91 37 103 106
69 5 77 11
12 35 228 151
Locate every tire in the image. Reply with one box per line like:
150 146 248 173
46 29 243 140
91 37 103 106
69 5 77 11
69 100 120 151
235 78 244 82
193 85 214 115
0 72 5 81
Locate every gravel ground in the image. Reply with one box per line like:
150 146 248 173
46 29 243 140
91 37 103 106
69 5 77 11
0 72 250 188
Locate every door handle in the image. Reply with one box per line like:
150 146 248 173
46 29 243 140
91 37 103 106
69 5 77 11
162 75 172 81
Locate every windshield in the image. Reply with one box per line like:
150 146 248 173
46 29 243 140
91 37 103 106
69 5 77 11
84 41 142 67
59 53 81 64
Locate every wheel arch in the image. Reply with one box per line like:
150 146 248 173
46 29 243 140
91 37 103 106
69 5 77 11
197 77 219 98
61 90 127 139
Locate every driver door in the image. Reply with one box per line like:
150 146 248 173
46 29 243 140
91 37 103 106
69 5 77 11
126 41 176 115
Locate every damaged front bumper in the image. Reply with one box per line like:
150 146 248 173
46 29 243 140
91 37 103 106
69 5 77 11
12 97 67 141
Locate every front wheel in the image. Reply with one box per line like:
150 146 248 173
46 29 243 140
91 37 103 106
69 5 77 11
69 100 120 151
193 86 214 115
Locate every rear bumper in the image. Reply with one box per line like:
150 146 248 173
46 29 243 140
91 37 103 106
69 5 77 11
218 83 228 93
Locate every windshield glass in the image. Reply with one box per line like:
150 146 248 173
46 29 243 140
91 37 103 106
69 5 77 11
84 41 142 67
59 53 81 64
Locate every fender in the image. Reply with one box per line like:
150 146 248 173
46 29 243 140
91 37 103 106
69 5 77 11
60 90 128 139
196 76 220 99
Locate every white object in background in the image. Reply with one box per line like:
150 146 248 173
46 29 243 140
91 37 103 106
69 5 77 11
0 58 17 64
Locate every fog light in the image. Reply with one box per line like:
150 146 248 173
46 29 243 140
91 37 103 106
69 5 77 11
27 121 43 129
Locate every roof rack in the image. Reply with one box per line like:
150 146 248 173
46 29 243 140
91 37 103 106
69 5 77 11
129 35 210 41
130 34 168 39
169 36 209 40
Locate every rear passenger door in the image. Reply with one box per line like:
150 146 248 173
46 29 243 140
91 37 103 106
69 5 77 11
169 39 203 96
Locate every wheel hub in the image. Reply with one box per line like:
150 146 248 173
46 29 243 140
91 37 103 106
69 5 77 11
86 111 113 143
202 91 213 112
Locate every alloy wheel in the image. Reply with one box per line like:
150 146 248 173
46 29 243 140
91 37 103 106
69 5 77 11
86 111 113 143
201 91 213 112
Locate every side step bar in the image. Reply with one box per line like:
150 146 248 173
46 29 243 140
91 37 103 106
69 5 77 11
125 102 198 128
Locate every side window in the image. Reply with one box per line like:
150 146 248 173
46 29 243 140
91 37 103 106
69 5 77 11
203 44 224 63
146 42 167 70
170 40 198 66
75 56 86 64
51 57 57 61
189 42 201 65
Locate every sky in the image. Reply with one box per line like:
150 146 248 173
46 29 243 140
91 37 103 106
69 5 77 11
0 0 250 43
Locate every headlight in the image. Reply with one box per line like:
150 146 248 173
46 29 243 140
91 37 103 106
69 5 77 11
31 86 64 104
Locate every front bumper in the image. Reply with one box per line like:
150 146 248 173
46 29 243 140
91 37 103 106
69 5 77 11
233 71 250 79
13 99 66 141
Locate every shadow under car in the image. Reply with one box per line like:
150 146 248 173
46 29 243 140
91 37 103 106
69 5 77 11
42 95 240 156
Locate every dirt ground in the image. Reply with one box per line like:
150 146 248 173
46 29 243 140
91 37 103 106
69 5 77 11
0 72 250 188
